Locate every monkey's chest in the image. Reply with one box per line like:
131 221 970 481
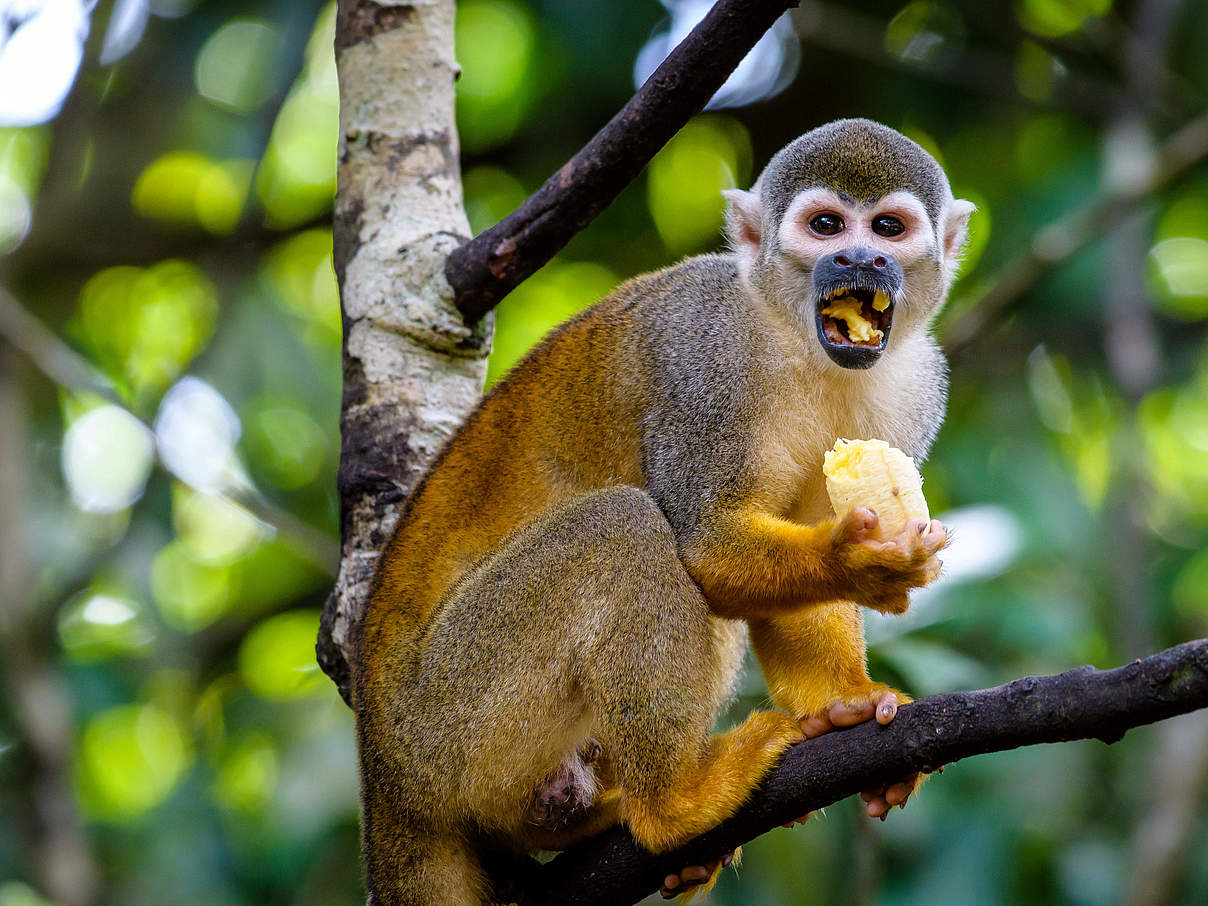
778 395 924 525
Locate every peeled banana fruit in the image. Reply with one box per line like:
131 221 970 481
822 438 929 541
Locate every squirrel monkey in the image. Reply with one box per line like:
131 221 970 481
355 119 974 905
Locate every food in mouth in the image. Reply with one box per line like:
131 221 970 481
819 289 892 346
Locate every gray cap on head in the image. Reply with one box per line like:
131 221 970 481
755 119 950 230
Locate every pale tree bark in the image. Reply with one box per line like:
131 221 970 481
320 0 491 701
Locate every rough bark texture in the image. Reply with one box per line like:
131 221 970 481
319 0 491 702
444 0 799 322
516 639 1208 906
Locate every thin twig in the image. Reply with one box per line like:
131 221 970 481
517 639 1208 906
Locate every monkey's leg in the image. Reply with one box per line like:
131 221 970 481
362 487 799 901
517 493 806 857
749 606 924 818
451 487 799 847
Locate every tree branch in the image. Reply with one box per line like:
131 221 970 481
517 638 1208 906
444 0 798 322
942 110 1208 356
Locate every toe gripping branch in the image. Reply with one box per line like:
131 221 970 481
513 639 1208 906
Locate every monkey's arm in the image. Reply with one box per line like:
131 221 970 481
679 506 944 620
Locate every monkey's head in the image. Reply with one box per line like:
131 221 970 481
724 119 974 370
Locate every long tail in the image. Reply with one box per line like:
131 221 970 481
362 802 496 906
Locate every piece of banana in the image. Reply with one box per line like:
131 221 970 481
822 438 929 541
819 296 883 343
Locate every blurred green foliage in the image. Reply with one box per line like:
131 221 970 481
3 1 1208 905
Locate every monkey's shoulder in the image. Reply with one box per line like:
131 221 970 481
486 252 759 401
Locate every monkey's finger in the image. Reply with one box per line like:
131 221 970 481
865 795 891 819
874 691 898 725
834 507 879 544
860 786 886 803
885 778 917 806
915 557 943 587
827 699 876 727
925 519 949 548
799 715 833 738
783 811 814 828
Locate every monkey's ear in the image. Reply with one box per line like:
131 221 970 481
943 198 976 261
723 189 762 264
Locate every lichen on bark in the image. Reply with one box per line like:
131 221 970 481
320 0 490 702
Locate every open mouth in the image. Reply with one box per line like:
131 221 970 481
814 287 894 368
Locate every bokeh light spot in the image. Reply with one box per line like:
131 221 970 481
455 0 537 153
1148 237 1208 319
173 484 267 566
884 1 961 65
61 404 155 513
153 377 244 493
244 400 328 490
0 0 88 125
77 703 191 820
132 151 253 234
239 610 328 700
0 881 56 906
195 19 282 113
635 4 798 109
212 733 278 812
256 3 337 227
260 228 340 341
1014 39 1065 102
76 261 219 403
1016 0 1110 38
647 115 752 254
59 590 155 661
150 540 234 631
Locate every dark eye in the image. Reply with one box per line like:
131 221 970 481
809 213 844 236
872 215 905 237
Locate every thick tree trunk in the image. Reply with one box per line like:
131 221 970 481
319 0 490 701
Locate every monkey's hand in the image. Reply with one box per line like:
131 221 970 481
830 508 947 614
798 684 926 820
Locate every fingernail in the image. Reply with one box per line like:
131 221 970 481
723 854 733 867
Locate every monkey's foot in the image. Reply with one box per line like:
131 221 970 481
659 849 736 900
529 740 602 829
798 685 924 820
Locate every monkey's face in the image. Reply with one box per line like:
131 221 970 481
777 188 953 369
725 183 973 371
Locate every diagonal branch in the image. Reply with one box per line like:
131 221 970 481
517 638 1208 906
445 0 799 322
942 111 1208 356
